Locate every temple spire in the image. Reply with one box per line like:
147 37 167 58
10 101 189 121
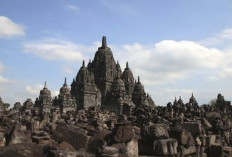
102 36 107 48
138 76 140 83
126 62 129 68
44 81 47 88
64 77 67 86
82 60 85 67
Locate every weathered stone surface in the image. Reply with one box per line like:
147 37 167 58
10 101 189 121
112 123 134 143
153 138 178 156
87 136 106 154
48 149 95 157
132 126 141 139
52 122 91 150
202 118 212 129
101 146 119 157
148 124 169 139
179 145 197 156
169 128 195 147
206 135 217 146
59 141 76 151
0 132 5 147
9 126 32 145
0 143 43 157
210 144 223 157
182 121 201 137
111 143 127 154
126 139 138 157
31 131 50 144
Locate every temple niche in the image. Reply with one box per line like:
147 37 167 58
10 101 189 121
71 36 156 115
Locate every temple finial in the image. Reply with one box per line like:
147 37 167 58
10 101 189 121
126 62 129 68
192 92 194 97
44 81 47 88
138 76 140 83
175 97 177 101
82 60 85 67
179 96 181 100
64 77 67 86
102 36 107 48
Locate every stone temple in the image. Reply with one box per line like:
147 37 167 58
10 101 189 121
71 36 155 114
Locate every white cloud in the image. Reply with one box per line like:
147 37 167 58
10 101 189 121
199 28 232 46
113 40 225 85
23 37 231 85
23 39 95 61
0 16 25 38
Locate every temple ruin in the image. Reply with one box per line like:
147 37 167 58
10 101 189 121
0 37 232 157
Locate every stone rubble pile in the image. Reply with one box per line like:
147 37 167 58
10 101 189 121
1 93 232 157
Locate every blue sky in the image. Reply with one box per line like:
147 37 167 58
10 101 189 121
0 0 232 106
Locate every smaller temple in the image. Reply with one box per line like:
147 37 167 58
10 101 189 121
132 76 147 107
22 99 34 115
58 78 76 114
189 93 198 107
215 93 231 112
71 61 100 109
13 102 22 113
38 82 52 114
